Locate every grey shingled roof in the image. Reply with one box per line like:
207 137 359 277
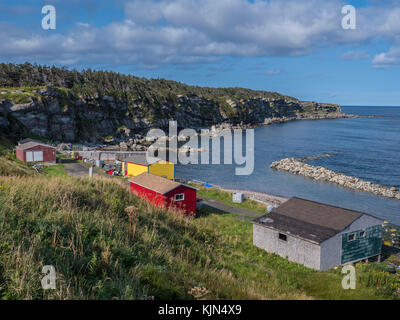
17 141 55 150
253 197 383 244
18 138 42 145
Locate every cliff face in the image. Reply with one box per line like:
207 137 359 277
0 87 343 146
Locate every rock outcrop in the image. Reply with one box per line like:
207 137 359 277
0 87 347 147
270 157 400 200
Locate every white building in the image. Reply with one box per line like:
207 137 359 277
253 197 383 270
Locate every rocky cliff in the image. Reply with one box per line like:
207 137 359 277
0 62 348 148
0 86 345 148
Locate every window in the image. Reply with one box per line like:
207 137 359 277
348 233 356 241
174 193 185 202
278 233 287 241
359 231 366 238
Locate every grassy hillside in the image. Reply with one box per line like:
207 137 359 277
0 150 398 299
0 135 33 177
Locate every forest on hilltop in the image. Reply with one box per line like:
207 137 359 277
0 62 291 103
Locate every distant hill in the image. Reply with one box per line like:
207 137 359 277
0 63 343 145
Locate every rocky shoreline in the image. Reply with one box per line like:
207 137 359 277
263 113 374 125
56 112 364 152
270 157 400 200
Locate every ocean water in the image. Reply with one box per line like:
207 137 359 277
175 106 400 224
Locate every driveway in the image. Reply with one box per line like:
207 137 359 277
63 161 114 179
63 161 92 178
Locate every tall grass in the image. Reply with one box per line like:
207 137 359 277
0 174 398 300
0 136 398 302
0 144 33 177
0 175 301 299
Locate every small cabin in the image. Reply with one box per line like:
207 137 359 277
129 173 196 215
253 197 383 270
122 154 174 180
16 141 56 163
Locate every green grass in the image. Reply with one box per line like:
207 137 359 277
0 148 398 300
0 88 40 104
196 186 266 213
0 141 33 177
0 173 398 299
56 153 72 161
42 164 66 177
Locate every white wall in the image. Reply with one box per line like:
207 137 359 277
253 224 321 270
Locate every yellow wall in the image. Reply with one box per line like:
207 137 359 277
149 161 175 180
126 162 148 177
124 160 175 179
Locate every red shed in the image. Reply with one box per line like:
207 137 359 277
16 141 56 163
129 173 197 215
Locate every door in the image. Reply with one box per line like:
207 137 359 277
26 151 33 162
33 151 43 162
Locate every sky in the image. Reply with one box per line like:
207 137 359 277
1 0 400 106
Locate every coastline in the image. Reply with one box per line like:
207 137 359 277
61 111 372 152
262 113 375 126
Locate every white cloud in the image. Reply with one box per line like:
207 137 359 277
2 0 400 68
372 47 400 68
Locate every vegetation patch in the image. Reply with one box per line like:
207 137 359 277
42 164 66 177
196 186 266 214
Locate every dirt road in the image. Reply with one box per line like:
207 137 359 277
63 162 91 178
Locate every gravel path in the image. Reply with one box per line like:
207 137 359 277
64 161 112 179
63 162 90 177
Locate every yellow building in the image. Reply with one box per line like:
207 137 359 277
122 154 175 180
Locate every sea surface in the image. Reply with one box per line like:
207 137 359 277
175 106 400 224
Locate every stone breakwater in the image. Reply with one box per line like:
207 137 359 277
270 157 400 200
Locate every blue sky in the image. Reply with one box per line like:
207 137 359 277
1 0 400 106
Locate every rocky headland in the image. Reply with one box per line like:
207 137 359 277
0 63 359 150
